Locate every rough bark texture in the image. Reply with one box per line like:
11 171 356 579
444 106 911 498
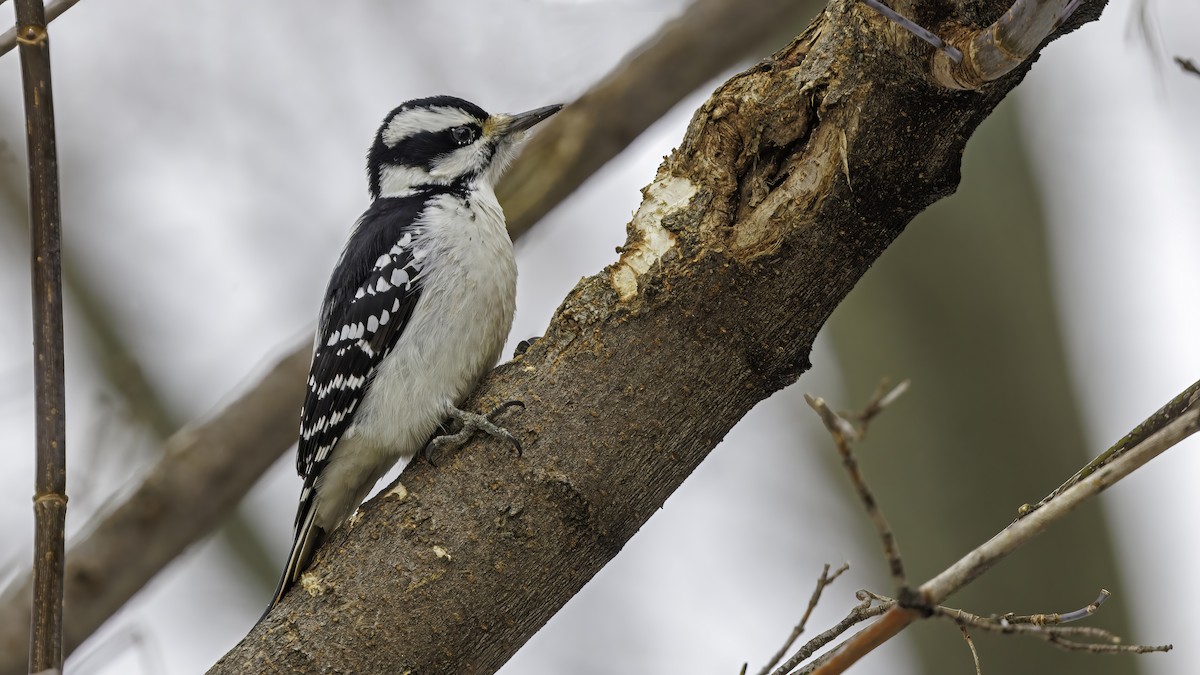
2 2 822 664
214 1 1102 672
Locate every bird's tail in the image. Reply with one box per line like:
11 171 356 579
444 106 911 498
260 487 326 622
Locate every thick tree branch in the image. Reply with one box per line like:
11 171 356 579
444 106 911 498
0 0 796 669
212 0 1109 672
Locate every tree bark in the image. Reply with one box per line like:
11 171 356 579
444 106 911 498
0 1 811 668
213 0 1106 672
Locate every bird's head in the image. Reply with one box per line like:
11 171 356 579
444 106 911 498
367 96 562 200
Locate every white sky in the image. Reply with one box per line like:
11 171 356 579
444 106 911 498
0 0 1195 674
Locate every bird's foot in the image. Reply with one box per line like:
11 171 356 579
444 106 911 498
423 401 525 464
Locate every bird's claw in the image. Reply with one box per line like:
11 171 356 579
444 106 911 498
422 401 525 463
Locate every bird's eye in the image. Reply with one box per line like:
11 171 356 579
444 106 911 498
450 126 475 146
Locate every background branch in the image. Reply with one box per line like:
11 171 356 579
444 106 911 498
809 379 1199 673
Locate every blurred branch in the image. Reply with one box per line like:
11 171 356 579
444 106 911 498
1175 56 1200 78
0 347 309 671
0 0 82 58
498 0 821 239
14 0 68 670
807 379 1199 674
0 0 801 668
208 1 1118 671
0 129 280 590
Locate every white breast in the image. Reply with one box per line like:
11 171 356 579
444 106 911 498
349 188 517 460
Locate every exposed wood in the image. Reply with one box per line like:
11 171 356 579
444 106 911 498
213 1 1107 672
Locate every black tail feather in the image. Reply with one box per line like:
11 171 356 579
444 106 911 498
260 494 325 623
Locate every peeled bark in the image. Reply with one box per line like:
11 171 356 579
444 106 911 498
214 0 1105 672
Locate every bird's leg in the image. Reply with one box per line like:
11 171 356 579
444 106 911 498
423 401 525 463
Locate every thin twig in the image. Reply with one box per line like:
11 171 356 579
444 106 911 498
775 596 894 675
757 563 849 675
1018 378 1200 519
805 388 910 597
0 0 82 58
841 378 909 439
957 624 982 675
15 0 67 671
932 594 1171 654
808 381 1199 674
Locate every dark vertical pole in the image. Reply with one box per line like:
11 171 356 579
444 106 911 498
13 0 67 672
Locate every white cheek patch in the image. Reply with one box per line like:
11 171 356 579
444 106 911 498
429 142 486 181
383 107 478 146
378 165 432 198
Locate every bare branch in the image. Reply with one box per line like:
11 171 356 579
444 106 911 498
805 392 909 596
0 0 82 59
14 0 68 669
1018 378 1200 518
932 592 1171 655
756 563 850 675
957 624 982 675
777 595 894 675
809 380 1200 674
0 347 310 672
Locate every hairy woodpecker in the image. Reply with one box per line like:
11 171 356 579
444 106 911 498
266 96 561 613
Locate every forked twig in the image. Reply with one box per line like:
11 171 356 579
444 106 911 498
805 381 911 599
756 563 850 675
802 379 1198 674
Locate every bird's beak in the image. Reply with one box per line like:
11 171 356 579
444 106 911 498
494 104 563 137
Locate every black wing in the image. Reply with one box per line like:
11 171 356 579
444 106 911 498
296 196 433 496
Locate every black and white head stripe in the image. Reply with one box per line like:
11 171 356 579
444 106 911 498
368 96 494 199
295 195 432 494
